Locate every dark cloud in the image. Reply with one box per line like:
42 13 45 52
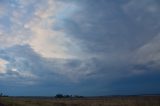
51 0 160 95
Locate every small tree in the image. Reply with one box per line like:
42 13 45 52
55 94 64 98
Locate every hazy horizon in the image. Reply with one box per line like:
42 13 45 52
0 0 160 96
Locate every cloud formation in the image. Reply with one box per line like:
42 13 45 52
0 58 8 74
0 0 160 96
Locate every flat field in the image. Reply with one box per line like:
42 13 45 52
0 96 160 106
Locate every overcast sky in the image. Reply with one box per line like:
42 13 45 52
0 0 160 96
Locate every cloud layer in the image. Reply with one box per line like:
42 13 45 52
0 0 160 96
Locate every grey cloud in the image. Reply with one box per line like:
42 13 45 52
1 0 159 85
52 0 160 80
1 0 160 95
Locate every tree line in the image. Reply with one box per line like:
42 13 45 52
0 92 83 98
0 93 8 97
55 94 84 98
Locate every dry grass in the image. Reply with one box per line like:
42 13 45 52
0 96 160 106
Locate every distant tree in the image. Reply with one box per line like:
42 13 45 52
55 94 64 98
74 95 84 98
55 94 84 98
0 93 8 97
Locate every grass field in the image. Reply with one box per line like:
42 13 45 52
0 96 160 106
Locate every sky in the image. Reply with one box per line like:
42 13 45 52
0 0 160 96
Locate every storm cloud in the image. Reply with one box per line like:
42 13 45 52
0 0 160 96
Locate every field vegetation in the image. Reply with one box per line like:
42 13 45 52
0 96 160 106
